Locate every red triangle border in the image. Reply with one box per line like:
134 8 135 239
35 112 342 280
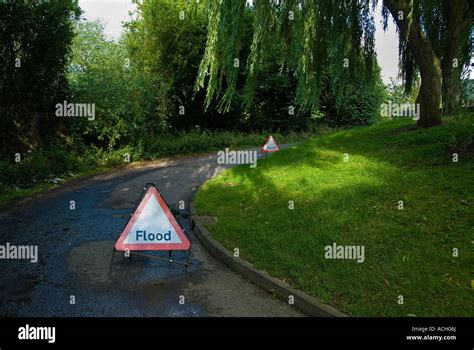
114 185 190 251
262 135 280 153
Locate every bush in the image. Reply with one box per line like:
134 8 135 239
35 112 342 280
330 83 385 127
0 144 80 187
143 131 307 158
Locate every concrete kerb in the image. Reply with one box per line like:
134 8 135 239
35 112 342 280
189 202 348 317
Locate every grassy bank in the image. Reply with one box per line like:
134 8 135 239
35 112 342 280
0 130 311 205
194 115 474 316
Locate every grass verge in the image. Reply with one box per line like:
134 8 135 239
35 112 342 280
194 115 474 316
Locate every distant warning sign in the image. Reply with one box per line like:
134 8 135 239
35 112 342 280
114 184 190 251
262 135 280 153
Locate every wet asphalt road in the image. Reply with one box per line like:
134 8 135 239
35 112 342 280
0 147 303 316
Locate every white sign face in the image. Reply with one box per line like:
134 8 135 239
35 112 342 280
263 136 279 152
115 186 190 251
123 195 183 245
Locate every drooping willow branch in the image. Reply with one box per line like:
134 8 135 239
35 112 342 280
195 0 376 113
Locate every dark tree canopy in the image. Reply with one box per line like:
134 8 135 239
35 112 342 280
0 0 80 153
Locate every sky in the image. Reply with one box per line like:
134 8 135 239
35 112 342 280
78 0 401 84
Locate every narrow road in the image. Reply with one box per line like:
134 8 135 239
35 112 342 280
0 147 303 316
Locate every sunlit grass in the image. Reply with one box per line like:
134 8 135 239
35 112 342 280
195 115 474 316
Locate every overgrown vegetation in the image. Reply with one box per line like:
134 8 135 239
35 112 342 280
0 131 308 205
0 0 389 203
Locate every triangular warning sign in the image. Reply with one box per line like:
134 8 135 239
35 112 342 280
262 135 280 153
115 184 190 251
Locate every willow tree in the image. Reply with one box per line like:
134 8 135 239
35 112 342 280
195 0 473 128
407 0 473 115
196 0 376 114
384 0 473 125
440 0 473 114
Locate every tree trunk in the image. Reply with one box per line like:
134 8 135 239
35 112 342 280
384 0 443 127
441 0 472 114
442 64 462 114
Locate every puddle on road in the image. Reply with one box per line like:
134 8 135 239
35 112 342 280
67 240 196 287
67 241 116 284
